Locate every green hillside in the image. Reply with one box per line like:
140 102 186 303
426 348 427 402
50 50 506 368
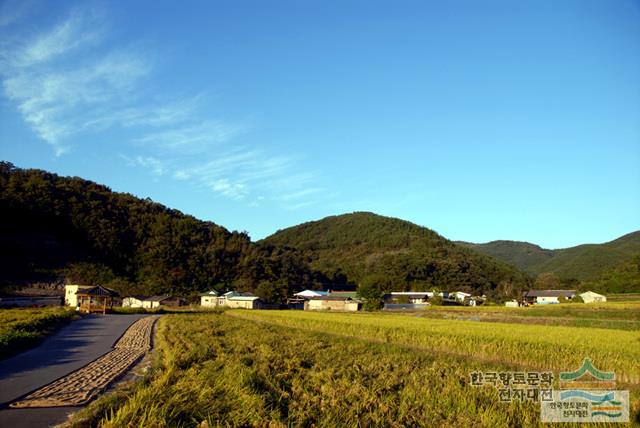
262 212 529 299
463 232 640 282
0 162 327 302
457 240 554 274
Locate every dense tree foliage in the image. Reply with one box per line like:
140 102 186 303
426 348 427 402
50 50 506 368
262 212 530 300
585 254 640 294
462 232 640 282
0 162 332 302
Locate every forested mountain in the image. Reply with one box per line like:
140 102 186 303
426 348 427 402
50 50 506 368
461 232 640 282
0 162 333 302
456 240 554 274
262 212 530 300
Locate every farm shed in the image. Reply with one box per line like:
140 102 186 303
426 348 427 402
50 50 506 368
76 285 119 314
579 291 606 303
523 289 576 305
143 295 185 309
122 295 147 308
304 296 361 311
225 294 263 309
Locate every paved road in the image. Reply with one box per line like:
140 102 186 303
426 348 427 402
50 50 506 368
0 314 148 427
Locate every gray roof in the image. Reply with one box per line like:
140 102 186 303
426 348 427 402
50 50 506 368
144 295 180 302
524 290 576 298
76 285 119 297
386 293 431 299
228 295 261 301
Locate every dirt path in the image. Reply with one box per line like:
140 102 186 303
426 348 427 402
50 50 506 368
11 316 158 408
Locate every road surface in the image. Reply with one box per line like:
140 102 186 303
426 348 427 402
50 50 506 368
0 313 148 427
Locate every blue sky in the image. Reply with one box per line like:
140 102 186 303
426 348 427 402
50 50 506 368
0 0 638 248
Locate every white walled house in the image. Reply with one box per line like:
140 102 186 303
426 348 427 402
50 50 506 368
122 295 147 308
225 294 262 309
523 290 576 305
64 284 97 307
200 290 221 307
580 291 606 303
142 295 185 308
451 291 471 303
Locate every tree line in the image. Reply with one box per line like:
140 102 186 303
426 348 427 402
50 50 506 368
0 162 340 302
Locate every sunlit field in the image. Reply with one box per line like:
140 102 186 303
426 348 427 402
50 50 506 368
69 305 639 427
0 306 78 359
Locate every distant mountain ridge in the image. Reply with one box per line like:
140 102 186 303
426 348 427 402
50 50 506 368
262 212 529 298
459 231 640 281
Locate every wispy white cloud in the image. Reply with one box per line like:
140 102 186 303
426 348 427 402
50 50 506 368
279 187 321 201
0 5 152 155
0 3 323 208
120 154 166 176
210 178 248 200
12 7 104 68
134 120 248 152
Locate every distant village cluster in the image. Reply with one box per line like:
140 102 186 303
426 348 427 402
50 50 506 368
25 284 607 314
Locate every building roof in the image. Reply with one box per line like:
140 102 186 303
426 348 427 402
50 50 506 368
524 289 576 298
452 291 471 296
580 291 605 297
200 290 219 297
144 295 180 302
76 285 119 297
294 290 328 297
227 295 261 301
388 292 432 299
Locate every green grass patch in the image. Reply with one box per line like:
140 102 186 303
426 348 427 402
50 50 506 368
0 307 79 360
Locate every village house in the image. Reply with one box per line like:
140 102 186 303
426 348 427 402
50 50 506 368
225 294 263 309
294 289 328 298
142 295 185 309
122 295 147 308
200 291 263 309
523 289 576 305
451 291 471 303
75 285 120 314
200 290 221 307
304 295 361 311
384 292 433 304
579 291 607 303
286 289 329 309
64 284 95 307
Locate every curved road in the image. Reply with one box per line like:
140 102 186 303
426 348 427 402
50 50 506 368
0 314 148 427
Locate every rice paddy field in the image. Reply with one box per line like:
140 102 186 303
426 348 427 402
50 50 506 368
68 303 640 427
0 306 78 360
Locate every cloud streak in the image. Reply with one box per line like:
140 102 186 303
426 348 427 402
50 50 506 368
0 3 322 209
